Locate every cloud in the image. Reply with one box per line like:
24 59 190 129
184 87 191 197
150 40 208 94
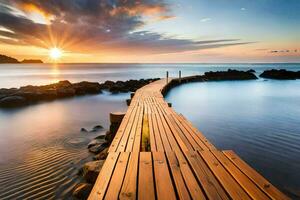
241 7 246 11
200 18 211 22
0 0 251 55
269 49 298 53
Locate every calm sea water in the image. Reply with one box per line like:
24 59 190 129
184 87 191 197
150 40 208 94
0 63 300 199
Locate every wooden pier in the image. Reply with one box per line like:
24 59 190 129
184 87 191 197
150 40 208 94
88 79 289 200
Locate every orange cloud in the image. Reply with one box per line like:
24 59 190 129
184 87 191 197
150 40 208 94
15 3 53 24
110 4 168 18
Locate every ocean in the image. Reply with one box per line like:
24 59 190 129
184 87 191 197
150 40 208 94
0 63 299 199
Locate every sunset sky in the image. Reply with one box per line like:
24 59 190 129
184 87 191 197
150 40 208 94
0 0 299 63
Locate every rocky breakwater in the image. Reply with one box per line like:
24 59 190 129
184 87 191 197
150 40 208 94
0 80 102 108
0 78 160 108
178 69 257 83
73 113 125 200
162 69 258 94
102 78 160 93
259 69 300 80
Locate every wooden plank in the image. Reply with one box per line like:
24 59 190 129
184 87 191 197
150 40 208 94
150 103 164 151
199 151 251 200
211 150 270 199
119 151 139 200
153 105 172 151
155 103 182 153
88 152 120 200
138 152 155 200
146 99 157 151
124 104 142 152
168 110 204 151
179 114 216 150
154 99 194 152
153 152 177 200
109 104 138 152
171 110 211 151
165 151 191 200
223 150 290 200
154 106 206 199
185 151 229 200
105 152 130 199
132 103 144 152
154 102 189 152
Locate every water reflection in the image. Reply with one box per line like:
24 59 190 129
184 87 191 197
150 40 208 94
0 93 128 199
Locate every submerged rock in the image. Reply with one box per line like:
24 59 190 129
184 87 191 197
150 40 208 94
81 128 88 132
73 183 93 200
82 160 105 183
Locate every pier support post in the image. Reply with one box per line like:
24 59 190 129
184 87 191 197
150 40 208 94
126 99 131 106
106 112 125 142
179 70 181 83
130 92 135 98
166 71 169 84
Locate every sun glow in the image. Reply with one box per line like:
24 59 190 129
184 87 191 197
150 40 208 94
49 48 62 60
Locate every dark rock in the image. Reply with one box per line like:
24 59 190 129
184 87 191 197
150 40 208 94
56 80 72 88
88 142 110 154
0 78 161 108
0 96 27 107
13 91 42 102
0 88 18 95
40 89 57 100
81 128 88 132
73 81 102 95
82 160 105 183
73 183 93 200
204 69 258 80
259 69 300 80
90 125 104 132
247 69 256 73
101 80 115 90
93 147 109 160
57 87 76 98
87 138 105 149
94 135 106 140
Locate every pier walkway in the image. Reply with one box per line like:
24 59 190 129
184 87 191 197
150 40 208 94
88 79 289 200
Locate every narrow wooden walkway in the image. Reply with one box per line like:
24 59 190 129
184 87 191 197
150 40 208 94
88 79 289 200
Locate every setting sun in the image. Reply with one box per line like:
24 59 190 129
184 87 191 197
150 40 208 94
49 48 62 60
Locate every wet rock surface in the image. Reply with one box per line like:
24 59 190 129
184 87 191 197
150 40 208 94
0 80 102 108
72 183 93 200
203 69 258 80
88 142 110 154
82 160 105 184
0 78 160 108
259 69 300 80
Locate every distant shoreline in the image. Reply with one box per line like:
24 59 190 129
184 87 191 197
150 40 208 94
0 54 43 64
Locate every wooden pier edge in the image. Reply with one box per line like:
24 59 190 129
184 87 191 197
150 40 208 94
88 77 290 200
